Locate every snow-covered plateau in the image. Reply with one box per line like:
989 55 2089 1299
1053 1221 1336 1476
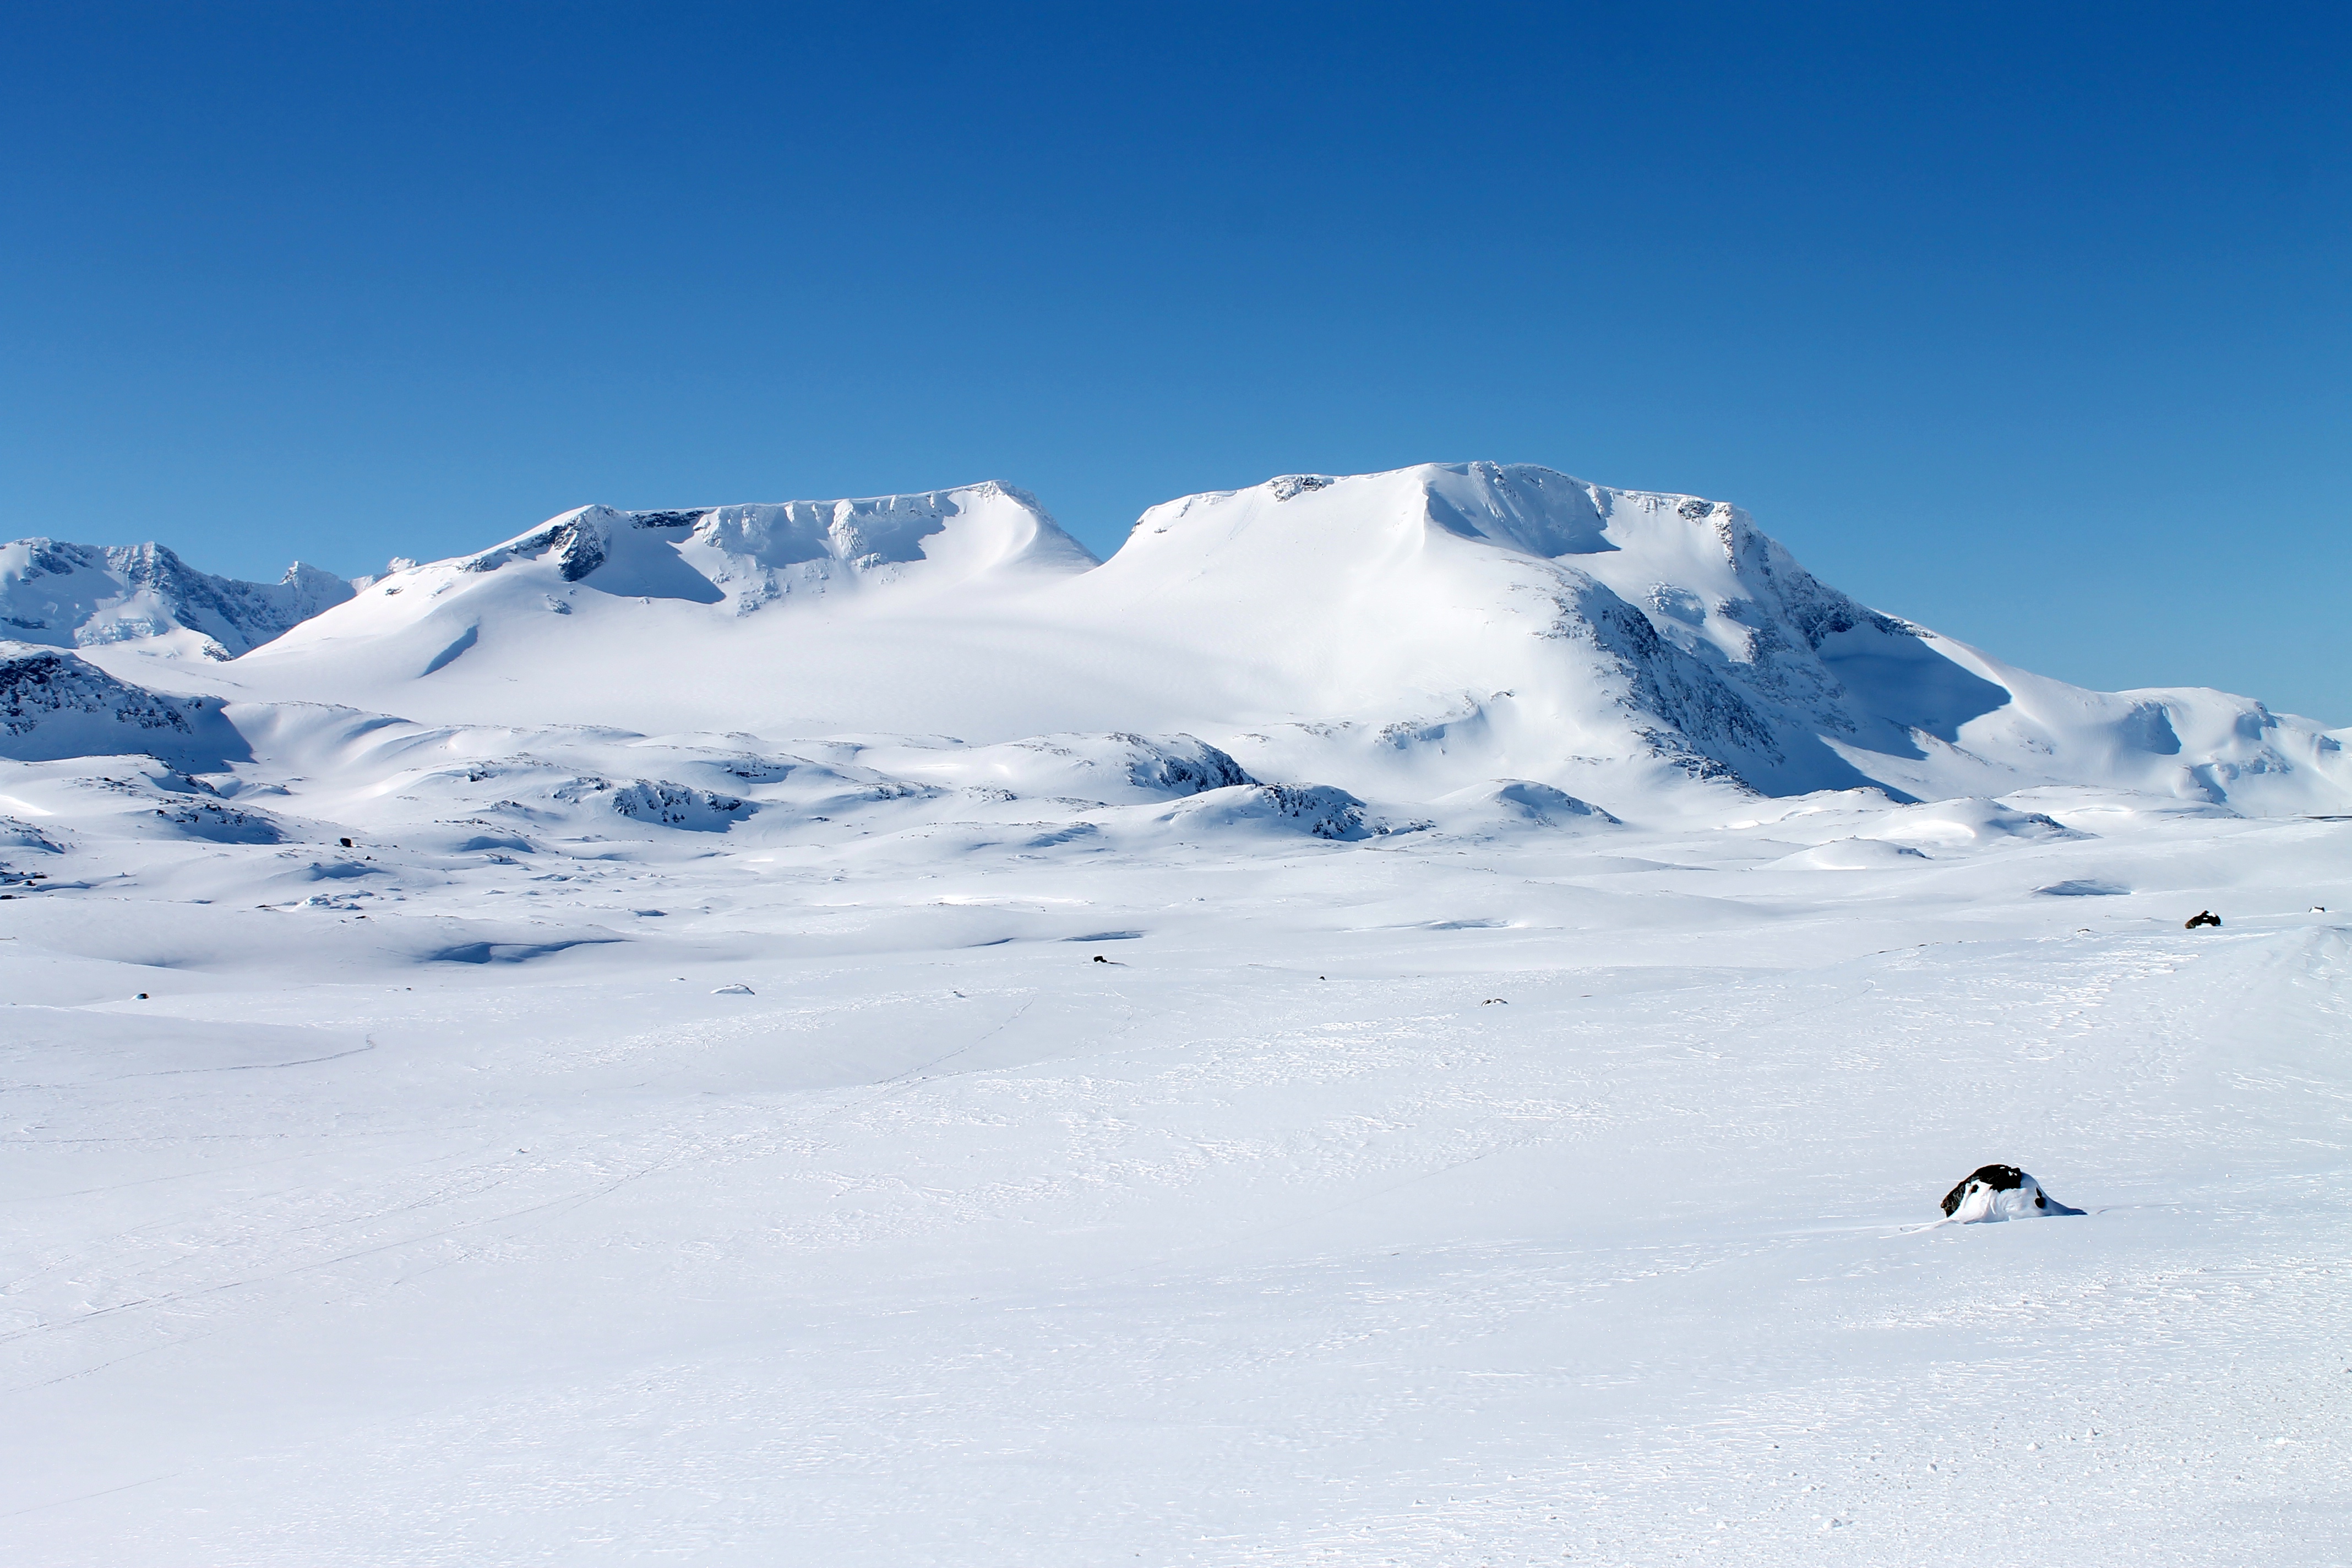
4 463 2348 1564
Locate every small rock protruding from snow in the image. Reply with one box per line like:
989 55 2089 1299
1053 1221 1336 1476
1939 1164 2084 1222
1266 474 1335 502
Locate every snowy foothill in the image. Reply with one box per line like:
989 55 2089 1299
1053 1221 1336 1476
3 464 2349 1563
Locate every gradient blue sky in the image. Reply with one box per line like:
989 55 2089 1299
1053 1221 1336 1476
4 3 2346 719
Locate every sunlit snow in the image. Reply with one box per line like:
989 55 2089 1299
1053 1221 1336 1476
4 464 2347 1563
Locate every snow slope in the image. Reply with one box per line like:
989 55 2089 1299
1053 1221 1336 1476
0 538 351 658
1064 464 2348 812
4 462 2348 1563
73 462 2351 819
2 723 2346 1565
0 641 248 769
221 482 1099 701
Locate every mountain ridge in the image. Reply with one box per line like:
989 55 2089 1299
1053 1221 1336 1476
21 462 2350 816
0 538 353 658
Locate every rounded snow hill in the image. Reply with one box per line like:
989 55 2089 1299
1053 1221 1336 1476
1054 462 2352 814
1861 797 2084 848
1767 837 1932 870
172 483 1110 742
394 483 1099 624
1154 782 1377 841
1430 779 1623 834
231 481 1097 694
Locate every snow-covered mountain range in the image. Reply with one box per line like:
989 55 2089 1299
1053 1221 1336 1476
0 537 352 658
11 464 2351 1564
14 462 2344 824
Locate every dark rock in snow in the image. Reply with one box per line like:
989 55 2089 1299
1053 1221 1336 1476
0 643 251 769
1939 1164 2085 1222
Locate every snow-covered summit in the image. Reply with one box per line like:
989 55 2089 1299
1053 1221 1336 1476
1084 461 1920 791
472 483 1098 601
1076 462 2348 810
308 483 1086 627
50 461 2351 817
230 482 1097 689
0 538 351 658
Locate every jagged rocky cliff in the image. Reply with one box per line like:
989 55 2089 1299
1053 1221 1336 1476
0 538 351 657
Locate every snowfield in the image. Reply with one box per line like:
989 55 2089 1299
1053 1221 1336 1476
3 464 2348 1564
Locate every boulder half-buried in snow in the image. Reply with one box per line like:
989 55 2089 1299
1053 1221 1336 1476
1940 1163 2084 1222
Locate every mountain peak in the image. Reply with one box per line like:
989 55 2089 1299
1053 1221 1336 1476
432 481 1099 601
39 465 2348 816
1125 462 1740 565
0 537 353 657
238 481 1100 681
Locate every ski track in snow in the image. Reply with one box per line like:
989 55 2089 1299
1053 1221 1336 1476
2 806 2348 1565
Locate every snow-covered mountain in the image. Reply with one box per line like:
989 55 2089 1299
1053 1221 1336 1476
0 640 247 767
255 480 1095 665
53 461 2342 819
0 538 352 658
1058 464 2348 812
10 467 2352 1564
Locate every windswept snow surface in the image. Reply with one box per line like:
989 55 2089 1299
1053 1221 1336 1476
4 728 2349 1565
6 464 2351 1564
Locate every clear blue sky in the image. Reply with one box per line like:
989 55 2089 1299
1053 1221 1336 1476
4 3 2346 720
